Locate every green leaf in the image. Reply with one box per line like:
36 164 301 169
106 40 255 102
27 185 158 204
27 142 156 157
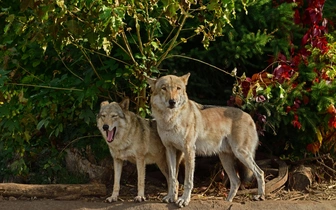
32 60 40 67
79 108 95 125
0 70 10 86
37 119 49 130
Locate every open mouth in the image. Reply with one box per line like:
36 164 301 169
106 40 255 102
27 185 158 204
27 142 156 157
168 105 175 109
105 127 116 143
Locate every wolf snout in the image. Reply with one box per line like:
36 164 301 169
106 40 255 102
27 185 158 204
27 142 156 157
103 124 109 131
168 99 176 108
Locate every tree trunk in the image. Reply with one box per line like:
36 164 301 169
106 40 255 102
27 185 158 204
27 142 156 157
0 183 106 200
288 165 314 191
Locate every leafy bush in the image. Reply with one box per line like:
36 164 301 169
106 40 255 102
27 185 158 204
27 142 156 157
1 0 334 183
230 0 336 158
0 0 247 182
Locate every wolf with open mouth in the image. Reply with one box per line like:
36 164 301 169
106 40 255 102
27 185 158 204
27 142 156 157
97 97 182 203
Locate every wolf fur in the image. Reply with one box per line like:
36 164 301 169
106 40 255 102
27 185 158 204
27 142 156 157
147 73 265 207
97 98 182 202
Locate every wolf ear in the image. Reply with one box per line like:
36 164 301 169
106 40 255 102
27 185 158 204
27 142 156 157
181 73 190 85
119 97 130 111
100 101 109 107
146 77 156 88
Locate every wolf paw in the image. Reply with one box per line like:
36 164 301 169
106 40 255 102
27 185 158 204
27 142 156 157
253 194 265 201
162 194 176 203
176 196 190 208
105 195 118 203
226 197 233 202
134 195 146 202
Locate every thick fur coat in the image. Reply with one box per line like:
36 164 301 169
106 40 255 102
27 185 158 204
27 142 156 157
147 73 265 207
97 98 181 202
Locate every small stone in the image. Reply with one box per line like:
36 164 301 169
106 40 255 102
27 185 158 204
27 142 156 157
9 196 17 201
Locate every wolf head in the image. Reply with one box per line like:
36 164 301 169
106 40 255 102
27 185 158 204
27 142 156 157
97 98 129 143
147 73 190 110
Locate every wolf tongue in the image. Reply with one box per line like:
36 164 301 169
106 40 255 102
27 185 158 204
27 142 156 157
107 128 115 142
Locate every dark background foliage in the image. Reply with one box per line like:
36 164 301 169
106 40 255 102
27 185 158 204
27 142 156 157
0 0 335 183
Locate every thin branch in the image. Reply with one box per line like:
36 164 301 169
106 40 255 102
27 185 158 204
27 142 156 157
18 64 45 83
110 39 130 57
80 47 101 80
201 169 222 196
291 153 331 165
56 53 84 81
166 54 233 76
135 15 144 56
60 135 102 155
6 83 83 91
162 23 177 47
172 33 197 48
317 158 336 174
75 44 130 66
157 11 189 67
121 31 138 65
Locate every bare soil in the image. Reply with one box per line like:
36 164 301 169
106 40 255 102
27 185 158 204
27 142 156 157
1 187 336 210
1 156 336 210
1 199 336 210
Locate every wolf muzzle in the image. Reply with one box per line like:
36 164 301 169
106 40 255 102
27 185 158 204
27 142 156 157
103 124 109 131
102 124 116 143
168 99 176 109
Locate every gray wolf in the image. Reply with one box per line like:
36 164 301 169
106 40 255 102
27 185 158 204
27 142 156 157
97 98 182 202
147 73 265 207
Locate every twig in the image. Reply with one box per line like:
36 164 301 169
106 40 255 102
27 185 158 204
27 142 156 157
80 48 101 80
316 159 336 174
157 10 189 67
201 169 221 196
291 153 331 165
56 53 83 81
166 54 232 76
60 135 102 154
6 83 83 91
288 194 308 201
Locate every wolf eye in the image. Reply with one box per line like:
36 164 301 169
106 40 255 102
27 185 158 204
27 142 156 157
177 86 181 90
111 114 118 118
100 114 106 118
161 86 167 91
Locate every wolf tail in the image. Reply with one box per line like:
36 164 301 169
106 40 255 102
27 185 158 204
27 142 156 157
237 161 254 184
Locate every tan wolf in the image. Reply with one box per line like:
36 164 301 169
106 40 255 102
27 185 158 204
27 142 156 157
97 98 182 202
147 73 265 207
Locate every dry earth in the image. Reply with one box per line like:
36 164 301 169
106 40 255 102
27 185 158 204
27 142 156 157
1 156 336 210
1 192 336 210
1 179 336 210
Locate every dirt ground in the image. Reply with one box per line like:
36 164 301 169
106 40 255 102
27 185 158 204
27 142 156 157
1 193 336 210
1 157 336 210
2 179 336 210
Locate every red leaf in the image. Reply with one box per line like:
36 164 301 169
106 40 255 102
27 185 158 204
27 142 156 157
302 32 310 46
273 64 294 83
306 142 320 154
292 114 302 129
294 9 301 24
328 116 336 128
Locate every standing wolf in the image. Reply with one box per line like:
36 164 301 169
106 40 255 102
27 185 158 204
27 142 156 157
147 73 265 207
97 98 182 202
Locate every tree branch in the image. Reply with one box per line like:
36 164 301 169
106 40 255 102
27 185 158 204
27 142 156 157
156 11 189 67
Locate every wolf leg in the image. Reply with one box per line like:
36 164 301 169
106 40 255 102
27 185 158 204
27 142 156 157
156 154 169 186
106 158 123 202
162 145 178 203
134 157 146 202
176 145 195 208
233 148 265 201
219 152 241 202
